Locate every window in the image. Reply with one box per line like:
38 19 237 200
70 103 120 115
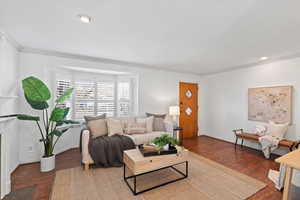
56 74 136 120
56 79 72 119
118 82 131 117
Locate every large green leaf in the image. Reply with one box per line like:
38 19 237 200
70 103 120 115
50 108 65 122
62 107 70 119
56 120 79 126
50 130 63 137
22 76 51 102
17 114 40 121
25 94 49 110
55 88 74 103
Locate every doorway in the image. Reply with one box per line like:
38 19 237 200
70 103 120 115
179 82 198 139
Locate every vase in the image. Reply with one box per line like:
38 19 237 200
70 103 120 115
40 155 55 172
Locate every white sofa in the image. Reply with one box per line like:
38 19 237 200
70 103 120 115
81 116 174 170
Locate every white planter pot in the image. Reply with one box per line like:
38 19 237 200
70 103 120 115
40 155 55 172
162 144 169 151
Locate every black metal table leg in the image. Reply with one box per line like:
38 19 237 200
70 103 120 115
124 161 188 195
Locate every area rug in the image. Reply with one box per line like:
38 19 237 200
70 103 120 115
50 152 266 200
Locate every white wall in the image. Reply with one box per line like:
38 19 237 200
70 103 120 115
0 34 20 197
201 57 300 154
19 51 203 163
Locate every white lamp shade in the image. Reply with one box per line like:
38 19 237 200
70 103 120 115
169 106 180 116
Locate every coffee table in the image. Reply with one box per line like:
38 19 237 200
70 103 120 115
123 148 189 195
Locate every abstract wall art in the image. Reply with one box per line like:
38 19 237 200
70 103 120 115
248 86 292 123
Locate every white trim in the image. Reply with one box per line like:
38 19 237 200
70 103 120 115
4 29 300 76
20 47 199 75
199 52 300 76
0 31 22 51
0 96 18 99
0 122 13 198
0 118 15 123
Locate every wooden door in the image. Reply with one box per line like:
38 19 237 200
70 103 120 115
179 82 198 139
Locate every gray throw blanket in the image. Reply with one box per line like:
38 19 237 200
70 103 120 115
88 134 135 168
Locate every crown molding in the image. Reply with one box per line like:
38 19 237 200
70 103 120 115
4 30 300 76
0 30 22 50
201 52 300 76
20 47 199 76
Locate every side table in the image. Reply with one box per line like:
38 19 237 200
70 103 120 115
173 127 183 145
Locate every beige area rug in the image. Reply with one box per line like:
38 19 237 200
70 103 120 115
51 152 266 200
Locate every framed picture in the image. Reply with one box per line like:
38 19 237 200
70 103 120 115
248 86 293 123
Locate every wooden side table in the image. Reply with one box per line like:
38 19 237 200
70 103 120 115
275 149 300 200
173 127 183 145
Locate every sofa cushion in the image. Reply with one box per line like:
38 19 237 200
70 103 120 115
107 119 123 136
127 122 146 134
125 131 172 145
146 113 166 131
136 116 154 133
112 117 135 133
84 113 106 122
87 119 108 138
84 114 107 138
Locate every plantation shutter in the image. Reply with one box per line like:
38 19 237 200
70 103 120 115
56 79 72 119
56 73 135 120
118 81 131 117
74 81 95 119
97 81 115 117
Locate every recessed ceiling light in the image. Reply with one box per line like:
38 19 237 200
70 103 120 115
260 57 268 61
78 15 92 24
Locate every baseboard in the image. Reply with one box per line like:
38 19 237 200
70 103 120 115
16 148 79 169
199 135 284 157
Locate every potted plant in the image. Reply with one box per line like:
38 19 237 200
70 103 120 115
0 76 78 172
151 134 179 154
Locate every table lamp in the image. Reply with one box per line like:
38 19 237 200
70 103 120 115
169 106 180 127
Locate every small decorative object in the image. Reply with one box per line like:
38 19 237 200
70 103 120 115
151 134 179 154
248 86 292 123
169 105 180 127
185 90 192 98
185 107 192 115
0 76 79 172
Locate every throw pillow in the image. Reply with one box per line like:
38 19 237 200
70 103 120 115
136 116 154 133
146 113 166 131
268 121 289 140
127 122 146 134
87 119 108 138
84 114 107 138
107 119 123 136
84 113 106 122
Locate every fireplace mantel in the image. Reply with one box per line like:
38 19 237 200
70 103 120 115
0 117 16 198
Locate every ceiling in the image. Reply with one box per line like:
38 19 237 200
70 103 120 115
1 0 300 75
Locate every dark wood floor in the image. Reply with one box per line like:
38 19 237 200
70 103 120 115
11 136 282 200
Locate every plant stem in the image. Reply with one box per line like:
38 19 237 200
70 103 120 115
42 110 47 132
36 121 46 149
51 136 60 153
